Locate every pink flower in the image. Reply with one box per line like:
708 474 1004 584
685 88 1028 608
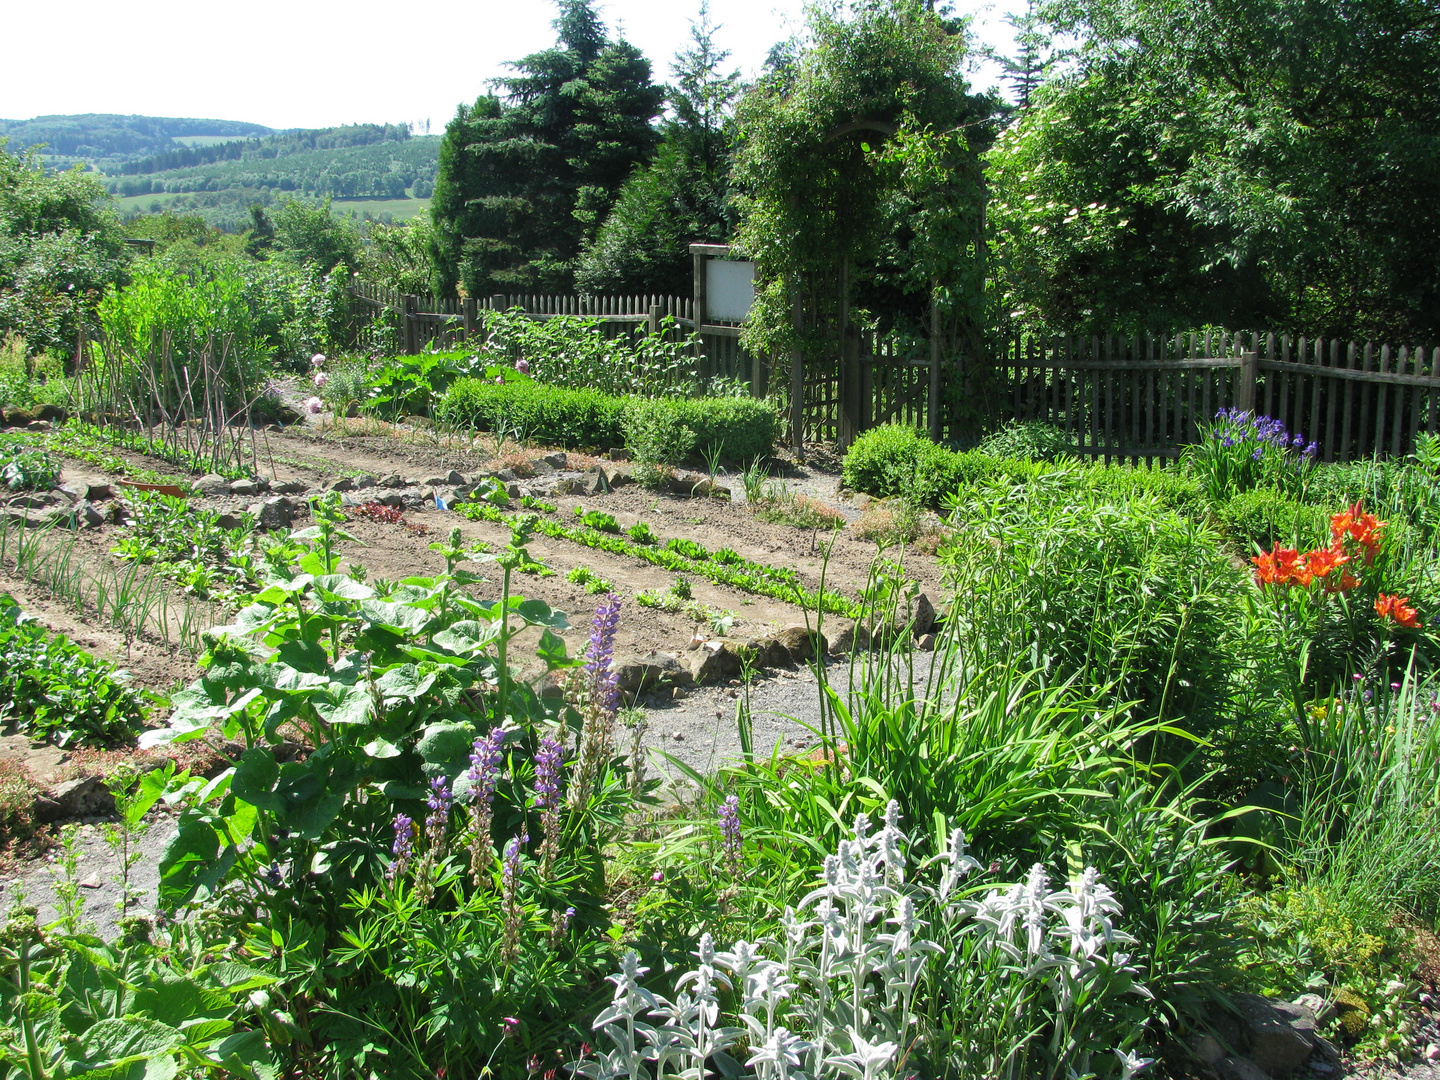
515 358 530 375
311 353 326 368
495 375 504 385
305 396 323 414
313 371 328 389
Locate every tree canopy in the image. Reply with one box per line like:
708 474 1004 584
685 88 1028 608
430 0 664 298
988 0 1440 341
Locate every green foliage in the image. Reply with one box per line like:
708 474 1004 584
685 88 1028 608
580 510 620 534
454 498 859 615
1216 489 1329 554
477 307 707 398
366 349 503 419
976 419 1073 460
431 0 664 295
0 921 281 1079
0 441 58 491
621 395 780 466
0 594 148 746
665 536 708 561
111 491 260 601
842 424 932 497
625 520 657 544
268 197 361 274
988 0 1440 341
941 467 1245 732
575 5 739 296
0 141 130 355
732 1 995 365
440 378 625 448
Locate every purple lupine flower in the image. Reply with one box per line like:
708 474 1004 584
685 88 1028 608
467 728 505 884
500 831 529 962
534 734 564 878
719 794 742 878
425 774 453 851
534 735 563 809
1304 442 1318 458
585 593 622 718
1251 446 1265 461
389 813 415 881
1221 437 1234 448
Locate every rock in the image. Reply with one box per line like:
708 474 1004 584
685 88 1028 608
380 473 404 488
1218 1056 1271 1080
1232 993 1315 1075
77 874 101 890
251 497 298 530
506 483 522 500
585 466 611 495
494 468 518 483
377 493 404 508
553 478 584 496
533 670 569 699
76 501 105 528
48 776 113 818
690 641 746 684
26 420 50 432
543 452 568 469
353 474 377 490
444 485 474 506
229 478 260 497
916 632 937 652
606 448 632 462
829 622 872 656
1425 1043 1439 1062
326 476 355 492
8 491 63 510
615 653 693 694
671 731 684 741
195 473 230 495
445 470 467 486
852 492 873 510
274 480 309 495
608 466 634 488
755 625 827 667
1291 993 1331 1024
530 459 556 476
1187 1034 1227 1065
84 481 113 501
690 479 731 500
216 513 244 530
907 592 937 637
1271 999 1319 1045
31 796 62 822
1310 1035 1341 1067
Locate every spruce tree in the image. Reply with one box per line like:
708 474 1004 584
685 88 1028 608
575 3 741 296
430 0 663 297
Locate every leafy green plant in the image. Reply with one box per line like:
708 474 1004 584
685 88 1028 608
367 348 510 419
111 490 259 602
581 510 621 534
0 443 58 492
626 520 657 544
0 594 148 746
440 379 626 448
567 565 614 595
621 395 779 466
1184 409 1318 503
976 420 1075 461
665 536 708 561
1216 488 1329 554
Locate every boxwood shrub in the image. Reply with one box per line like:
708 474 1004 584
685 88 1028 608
441 379 781 461
439 380 626 449
620 396 780 465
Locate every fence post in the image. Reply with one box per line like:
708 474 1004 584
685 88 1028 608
647 304 661 336
1236 350 1259 412
693 249 708 380
402 294 419 355
462 297 478 340
790 292 805 456
490 294 508 313
928 289 942 441
839 326 861 451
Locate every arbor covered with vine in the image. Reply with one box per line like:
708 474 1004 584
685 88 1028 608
732 0 998 444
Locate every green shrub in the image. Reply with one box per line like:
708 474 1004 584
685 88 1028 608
1216 489 1329 553
0 441 59 491
440 379 626 448
842 424 929 498
581 510 620 534
943 468 1244 735
0 594 148 746
976 420 1073 461
621 396 779 465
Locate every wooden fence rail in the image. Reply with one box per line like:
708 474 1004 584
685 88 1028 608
991 330 1440 464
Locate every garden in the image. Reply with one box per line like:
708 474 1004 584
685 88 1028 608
0 261 1434 1080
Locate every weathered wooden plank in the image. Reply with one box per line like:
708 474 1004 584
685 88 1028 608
1374 344 1392 455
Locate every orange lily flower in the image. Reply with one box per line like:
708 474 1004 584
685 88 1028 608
1374 592 1421 629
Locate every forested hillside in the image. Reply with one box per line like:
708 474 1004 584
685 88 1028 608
0 114 273 172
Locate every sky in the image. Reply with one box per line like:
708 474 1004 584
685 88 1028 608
0 0 1018 133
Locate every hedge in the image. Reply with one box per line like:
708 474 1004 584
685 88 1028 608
439 379 781 462
439 380 625 449
842 422 1204 513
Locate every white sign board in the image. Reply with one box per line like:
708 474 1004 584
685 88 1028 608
706 259 756 323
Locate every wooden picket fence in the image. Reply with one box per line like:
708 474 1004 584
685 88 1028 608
347 283 760 390
991 330 1440 464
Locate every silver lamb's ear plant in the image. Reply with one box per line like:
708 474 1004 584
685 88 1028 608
583 806 1155 1080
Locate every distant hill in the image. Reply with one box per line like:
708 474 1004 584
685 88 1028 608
0 114 274 171
0 114 439 232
